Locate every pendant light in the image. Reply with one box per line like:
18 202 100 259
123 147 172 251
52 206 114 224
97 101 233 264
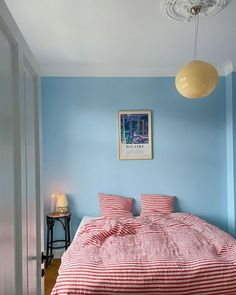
161 0 230 99
175 5 218 99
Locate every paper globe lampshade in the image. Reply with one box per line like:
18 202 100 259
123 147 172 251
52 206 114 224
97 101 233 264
175 60 219 99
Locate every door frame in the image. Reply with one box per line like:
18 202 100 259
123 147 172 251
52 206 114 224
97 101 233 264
21 56 43 294
0 1 42 294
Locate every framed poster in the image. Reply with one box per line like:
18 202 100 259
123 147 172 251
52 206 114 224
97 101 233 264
118 110 152 160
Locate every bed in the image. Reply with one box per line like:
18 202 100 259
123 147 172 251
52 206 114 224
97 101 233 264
51 213 236 295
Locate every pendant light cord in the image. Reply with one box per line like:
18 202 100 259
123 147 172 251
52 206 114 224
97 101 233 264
193 14 199 60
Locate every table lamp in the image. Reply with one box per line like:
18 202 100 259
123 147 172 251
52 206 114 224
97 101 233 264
56 193 68 213
50 193 57 213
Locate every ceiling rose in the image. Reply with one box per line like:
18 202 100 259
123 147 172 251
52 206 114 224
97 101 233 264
161 0 230 22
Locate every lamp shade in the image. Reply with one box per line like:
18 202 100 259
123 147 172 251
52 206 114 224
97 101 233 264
175 60 219 99
50 194 57 212
56 193 68 213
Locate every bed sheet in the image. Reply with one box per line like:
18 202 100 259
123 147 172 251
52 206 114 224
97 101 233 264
74 216 98 238
75 216 138 238
52 213 236 295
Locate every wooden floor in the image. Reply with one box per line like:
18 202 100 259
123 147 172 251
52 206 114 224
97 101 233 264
45 259 61 295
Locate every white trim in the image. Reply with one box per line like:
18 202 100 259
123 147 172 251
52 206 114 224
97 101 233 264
40 63 228 77
222 60 234 76
0 1 41 294
36 77 44 295
22 58 42 295
225 73 235 235
52 249 65 259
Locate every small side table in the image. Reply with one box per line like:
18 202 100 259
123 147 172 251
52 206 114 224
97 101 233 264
46 212 71 267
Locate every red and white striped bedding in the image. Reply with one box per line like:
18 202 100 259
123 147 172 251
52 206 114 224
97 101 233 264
51 213 236 294
99 193 134 218
140 194 175 215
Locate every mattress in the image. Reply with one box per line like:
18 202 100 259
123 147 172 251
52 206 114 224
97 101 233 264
52 213 236 294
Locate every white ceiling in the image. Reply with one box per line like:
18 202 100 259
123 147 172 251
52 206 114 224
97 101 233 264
4 0 236 76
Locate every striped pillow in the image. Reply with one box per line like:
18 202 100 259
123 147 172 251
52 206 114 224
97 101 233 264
140 194 175 216
99 193 134 218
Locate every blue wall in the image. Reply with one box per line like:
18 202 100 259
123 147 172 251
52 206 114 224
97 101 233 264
42 77 227 237
233 73 236 234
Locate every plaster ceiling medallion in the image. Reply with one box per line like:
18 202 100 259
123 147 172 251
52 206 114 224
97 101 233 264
162 0 229 22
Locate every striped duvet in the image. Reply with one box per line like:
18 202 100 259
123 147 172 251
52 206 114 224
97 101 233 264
51 213 236 294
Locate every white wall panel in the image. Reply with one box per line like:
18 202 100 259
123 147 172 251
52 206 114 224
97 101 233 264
0 24 17 295
0 1 41 294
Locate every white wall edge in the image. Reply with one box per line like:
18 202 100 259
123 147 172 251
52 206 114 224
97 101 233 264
40 62 232 78
225 72 236 236
52 249 64 259
222 60 234 76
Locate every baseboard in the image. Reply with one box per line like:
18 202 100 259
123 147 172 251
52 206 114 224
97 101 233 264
52 249 64 259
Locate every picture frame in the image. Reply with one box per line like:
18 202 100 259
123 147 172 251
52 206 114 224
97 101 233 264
118 110 152 160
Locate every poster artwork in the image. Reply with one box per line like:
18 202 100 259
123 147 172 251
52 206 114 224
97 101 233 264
118 110 152 160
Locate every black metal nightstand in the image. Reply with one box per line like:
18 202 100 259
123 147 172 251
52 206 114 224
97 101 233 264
46 212 71 267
